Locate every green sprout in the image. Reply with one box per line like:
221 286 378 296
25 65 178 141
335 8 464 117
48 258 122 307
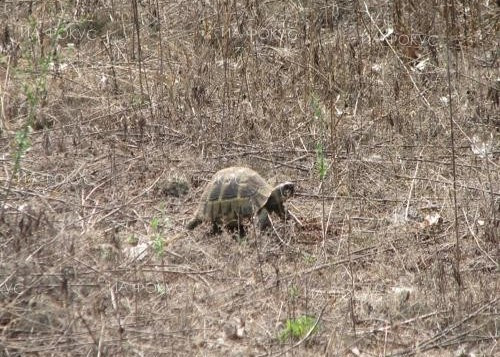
127 234 139 246
13 127 32 175
315 141 327 180
151 216 160 232
279 315 319 342
152 234 165 257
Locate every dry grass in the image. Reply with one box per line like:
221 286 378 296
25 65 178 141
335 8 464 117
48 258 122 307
0 1 498 356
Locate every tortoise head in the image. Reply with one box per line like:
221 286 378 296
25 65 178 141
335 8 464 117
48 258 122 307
277 181 294 200
264 181 295 218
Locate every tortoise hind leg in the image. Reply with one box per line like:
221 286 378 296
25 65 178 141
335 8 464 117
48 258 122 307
211 222 223 235
235 222 246 238
225 219 246 237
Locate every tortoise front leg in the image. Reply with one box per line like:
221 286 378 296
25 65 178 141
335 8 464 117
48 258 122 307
257 209 271 230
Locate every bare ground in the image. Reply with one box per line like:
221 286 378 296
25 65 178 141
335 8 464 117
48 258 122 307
0 1 498 356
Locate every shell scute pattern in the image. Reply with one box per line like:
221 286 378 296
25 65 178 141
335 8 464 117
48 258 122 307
188 168 269 227
203 168 270 222
187 167 294 231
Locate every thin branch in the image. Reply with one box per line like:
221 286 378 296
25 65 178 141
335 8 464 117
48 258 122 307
444 0 463 295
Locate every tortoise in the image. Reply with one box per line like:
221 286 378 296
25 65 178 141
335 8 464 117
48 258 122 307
186 167 295 233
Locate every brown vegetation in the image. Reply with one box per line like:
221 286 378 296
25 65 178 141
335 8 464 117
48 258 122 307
0 0 498 356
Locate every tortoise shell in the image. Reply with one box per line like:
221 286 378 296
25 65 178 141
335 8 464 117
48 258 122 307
187 167 293 231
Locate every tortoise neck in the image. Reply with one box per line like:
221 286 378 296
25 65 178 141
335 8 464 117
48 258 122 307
266 189 285 216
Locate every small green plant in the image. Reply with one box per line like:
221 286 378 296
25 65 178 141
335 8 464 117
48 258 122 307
149 213 172 258
152 234 165 257
310 92 322 121
150 216 160 232
302 252 316 264
12 18 62 176
315 141 327 180
126 234 139 246
13 127 32 175
288 285 299 300
279 315 318 342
